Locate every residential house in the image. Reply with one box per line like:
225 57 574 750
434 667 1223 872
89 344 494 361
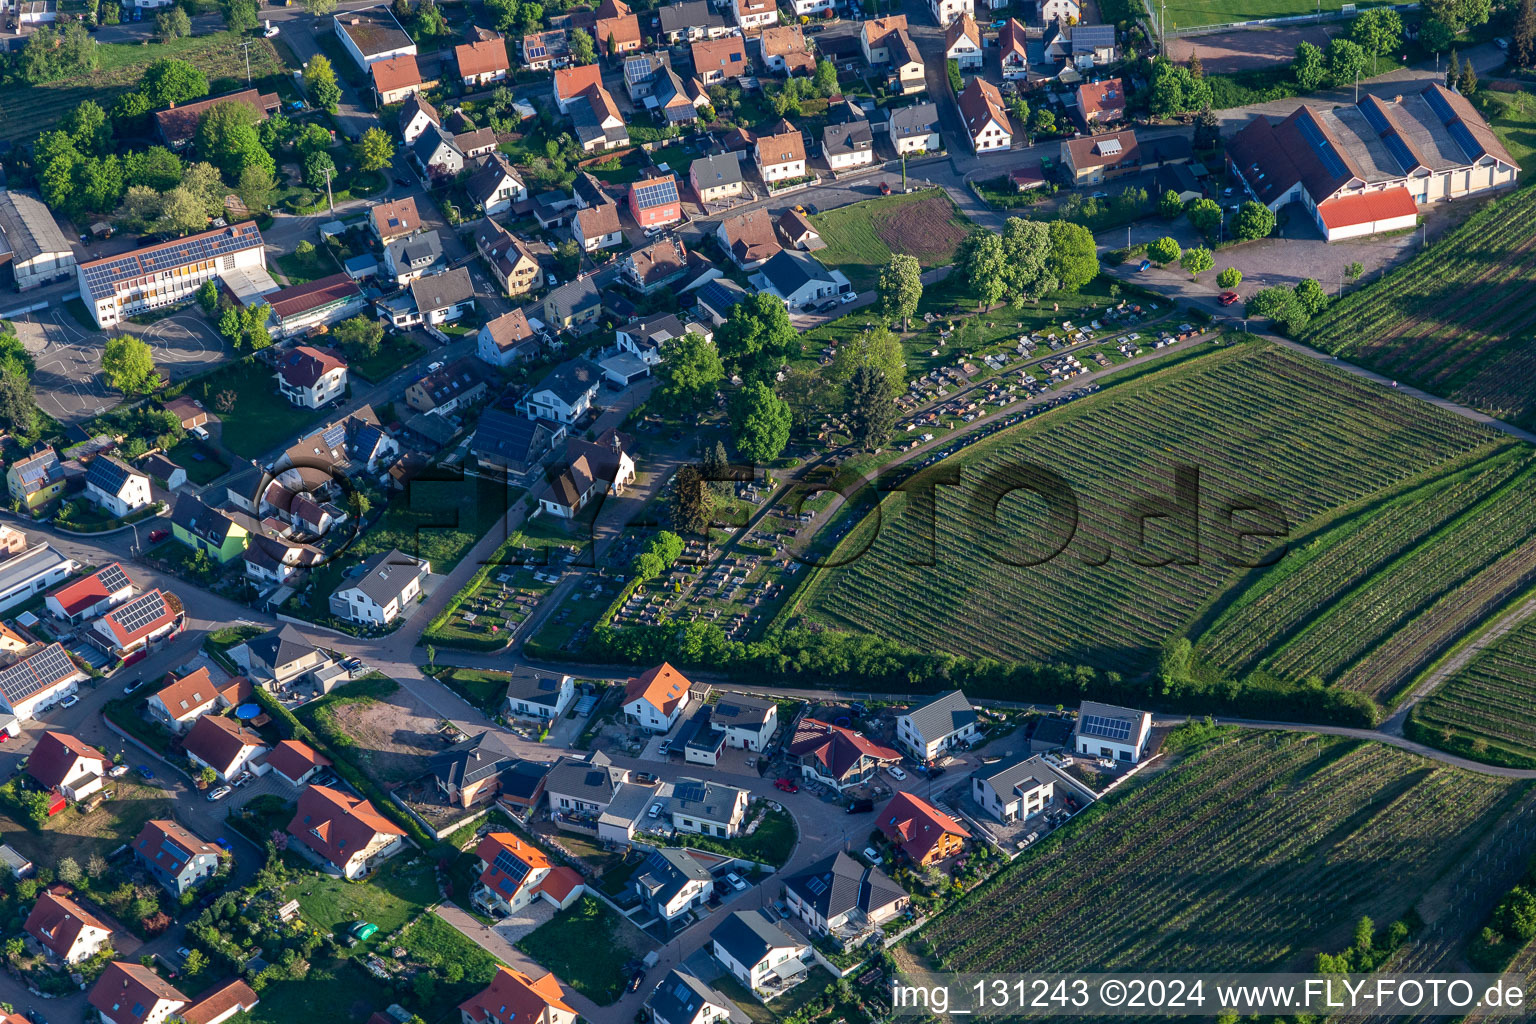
710 910 809 995
659 0 730 42
163 396 208 433
370 53 423 104
333 6 417 72
383 229 445 285
183 714 268 782
1061 130 1191 185
230 624 331 691
877 791 969 865
409 266 476 326
0 190 76 291
371 196 423 244
522 358 603 423
286 784 407 878
734 0 775 30
76 222 266 329
534 190 582 230
783 851 907 937
1075 76 1124 126
242 535 324 588
542 277 604 333
25 889 113 964
471 832 587 916
465 154 527 219
539 430 636 518
635 848 713 925
328 549 430 626
429 730 523 808
624 51 672 101
690 152 746 203
45 562 134 624
0 644 86 720
266 739 331 787
648 971 733 1024
716 208 781 269
944 12 981 69
788 718 899 790
776 208 823 250
164 498 251 569
615 311 712 368
895 689 978 761
571 84 630 153
456 126 501 160
265 274 367 338
1069 22 1117 67
400 94 440 144
1074 699 1153 762
553 64 605 113
930 0 967 26
412 124 466 179
90 589 180 659
861 16 923 95
1039 0 1080 21
151 89 279 149
544 750 629 817
692 36 746 85
823 114 874 172
750 248 850 309
146 667 250 734
652 67 707 126
999 18 1028 78
888 102 941 154
26 730 109 802
521 27 570 70
83 456 151 519
755 128 807 184
460 967 578 1024
669 777 748 838
275 346 348 409
0 543 77 618
971 751 1061 822
406 357 489 416
758 25 814 74
90 962 188 1024
505 667 575 720
630 175 683 229
7 446 64 511
0 524 26 560
132 819 221 896
713 693 777 750
572 203 625 252
474 222 540 297
622 661 693 732
457 37 510 85
959 77 1012 153
595 0 642 54
173 980 260 1024
471 408 562 476
621 237 693 293
477 308 543 368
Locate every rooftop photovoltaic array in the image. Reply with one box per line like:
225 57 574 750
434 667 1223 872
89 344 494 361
95 564 132 594
0 644 75 704
1446 120 1485 161
673 780 707 803
1080 713 1133 741
1298 116 1348 178
79 224 264 301
634 176 679 208
492 848 531 884
108 590 171 637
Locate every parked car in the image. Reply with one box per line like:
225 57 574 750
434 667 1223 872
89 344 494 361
774 777 799 793
108 764 129 777
629 971 645 993
123 677 148 694
148 528 169 543
1218 290 1239 306
862 846 880 862
635 771 659 784
1137 260 1151 272
207 785 232 802
175 947 194 962
879 180 892 195
214 838 232 852
647 802 663 818
59 695 79 709
847 798 874 814
724 872 748 892
886 765 907 781
136 766 154 779
394 176 411 187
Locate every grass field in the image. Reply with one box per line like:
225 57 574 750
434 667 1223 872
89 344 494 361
182 358 323 459
352 334 428 383
913 730 1519 973
1159 0 1394 28
809 189 973 291
1296 186 1536 430
0 33 288 145
166 438 230 485
399 913 506 1021
789 341 1494 678
0 778 172 865
352 471 520 573
286 854 438 943
225 958 399 1024
1410 609 1536 767
514 895 649 1004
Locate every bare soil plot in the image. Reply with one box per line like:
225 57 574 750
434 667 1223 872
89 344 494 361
326 687 449 786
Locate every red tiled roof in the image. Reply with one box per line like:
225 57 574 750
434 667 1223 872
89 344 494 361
877 790 969 863
624 662 692 714
460 967 575 1024
371 196 422 237
183 714 266 776
287 784 405 871
26 730 107 792
267 739 329 782
789 719 899 781
46 562 133 617
457 37 511 78
181 979 260 1024
554 63 604 101
1315 187 1418 230
1077 77 1125 117
267 274 361 321
89 962 186 1024
476 832 552 900
532 865 584 903
25 889 111 959
98 590 178 648
371 53 422 94
153 666 222 722
958 77 1009 140
277 345 347 389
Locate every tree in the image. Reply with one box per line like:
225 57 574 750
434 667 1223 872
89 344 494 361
1001 217 1055 303
485 0 520 31
197 101 274 182
830 327 905 399
243 303 273 351
155 6 191 40
1158 188 1184 218
1185 197 1222 239
357 127 395 172
1517 0 1536 67
157 187 210 237
1427 0 1490 35
1447 49 1461 89
102 336 158 394
656 331 724 414
196 279 221 316
1351 8 1402 73
670 464 714 535
65 100 111 156
1188 51 1203 78
570 27 596 64
955 229 1008 310
845 364 896 449
1048 220 1098 293
814 58 838 97
304 0 337 14
876 254 922 330
124 146 184 191
304 56 343 113
222 0 259 32
218 304 244 346
0 370 37 438
1293 41 1326 90
1294 277 1328 316
334 315 383 360
347 490 372 520
731 382 791 463
1030 107 1056 135
1147 235 1181 264
1180 246 1213 280
183 162 229 217
714 293 798 382
1193 105 1221 150
143 58 209 108
1345 261 1364 280
237 163 277 213
1460 59 1478 95
111 92 156 137
182 949 208 976
1246 285 1309 333
304 149 337 189
1326 38 1368 85
1216 267 1242 289
414 0 448 37
1232 200 1276 241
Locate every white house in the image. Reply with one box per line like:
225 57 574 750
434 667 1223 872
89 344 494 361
89 962 188 1024
0 644 88 721
750 249 851 310
1040 0 1081 21
146 666 247 734
622 662 693 733
539 433 636 519
944 13 982 69
713 693 777 750
45 562 135 624
275 345 348 409
783 852 907 937
930 0 968 25
648 971 734 1024
286 785 406 879
409 267 476 326
26 730 110 802
505 668 575 721
888 102 942 155
710 910 809 995
400 94 440 144
896 689 979 761
787 0 831 15
522 359 604 425
1074 700 1153 763
183 714 269 782
25 890 114 965
971 752 1064 823
466 151 528 217
328 549 429 627
83 456 152 519
754 129 807 184
332 6 417 73
669 777 748 839
634 848 714 924
572 204 625 253
959 77 1012 153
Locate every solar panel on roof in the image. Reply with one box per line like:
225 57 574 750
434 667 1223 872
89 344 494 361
1423 87 1456 123
96 564 132 594
322 423 347 449
1381 133 1419 173
0 645 74 704
110 591 169 637
675 780 706 802
1447 120 1485 161
1297 117 1347 178
634 177 679 208
1360 100 1391 134
806 876 828 895
1080 713 1133 741
492 848 531 884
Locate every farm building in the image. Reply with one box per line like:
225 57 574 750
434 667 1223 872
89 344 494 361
0 189 75 290
1227 84 1518 241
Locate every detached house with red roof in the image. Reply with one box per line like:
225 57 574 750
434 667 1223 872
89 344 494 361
460 966 578 1024
25 888 113 964
45 562 135 624
133 819 221 896
0 644 88 721
876 791 970 866
370 53 423 104
266 739 331 787
146 667 251 734
457 37 511 86
275 345 349 409
183 714 269 782
595 0 642 55
287 784 407 879
370 196 423 244
788 719 900 791
622 662 693 732
553 63 605 113
89 962 257 1024
90 589 180 660
470 832 586 917
27 730 109 803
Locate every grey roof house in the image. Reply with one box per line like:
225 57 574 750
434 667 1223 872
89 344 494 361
635 847 714 925
783 851 908 939
505 667 575 720
895 689 979 760
648 970 734 1024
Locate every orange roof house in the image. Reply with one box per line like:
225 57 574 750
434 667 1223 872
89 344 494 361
554 63 604 109
371 54 423 102
469 832 585 913
460 966 577 1024
24 888 113 964
877 791 970 866
622 662 694 731
287 784 406 879
266 738 330 786
457 38 511 84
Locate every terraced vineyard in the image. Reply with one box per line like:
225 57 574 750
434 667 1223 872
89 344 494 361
1295 187 1536 428
1412 612 1536 766
1197 444 1536 701
792 343 1494 675
915 732 1516 975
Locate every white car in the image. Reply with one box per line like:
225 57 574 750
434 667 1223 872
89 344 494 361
108 764 129 778
886 765 907 781
648 802 663 818
59 694 79 709
862 846 880 862
725 872 748 892
207 785 233 802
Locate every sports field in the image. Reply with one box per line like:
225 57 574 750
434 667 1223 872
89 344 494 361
1158 0 1393 29
789 342 1495 677
809 188 972 291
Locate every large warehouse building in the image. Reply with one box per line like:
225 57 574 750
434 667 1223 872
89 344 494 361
0 190 75 291
1226 83 1518 241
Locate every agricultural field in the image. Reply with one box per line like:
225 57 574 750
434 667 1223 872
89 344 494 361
1410 611 1536 767
809 189 972 291
1195 443 1536 701
1296 186 1536 429
0 33 288 145
790 342 1495 676
912 731 1521 975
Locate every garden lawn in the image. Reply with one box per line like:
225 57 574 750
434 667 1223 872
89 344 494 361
667 802 796 867
808 189 973 292
224 958 399 1024
286 853 438 942
182 360 323 459
0 778 172 866
403 913 506 1019
514 895 648 1004
275 247 343 286
434 667 510 717
352 335 428 382
1484 87 1536 176
166 438 230 486
352 472 523 572
1159 0 1395 27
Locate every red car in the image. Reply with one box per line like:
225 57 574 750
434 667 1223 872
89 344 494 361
1218 291 1239 306
774 778 799 793
879 181 892 195
148 528 169 542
